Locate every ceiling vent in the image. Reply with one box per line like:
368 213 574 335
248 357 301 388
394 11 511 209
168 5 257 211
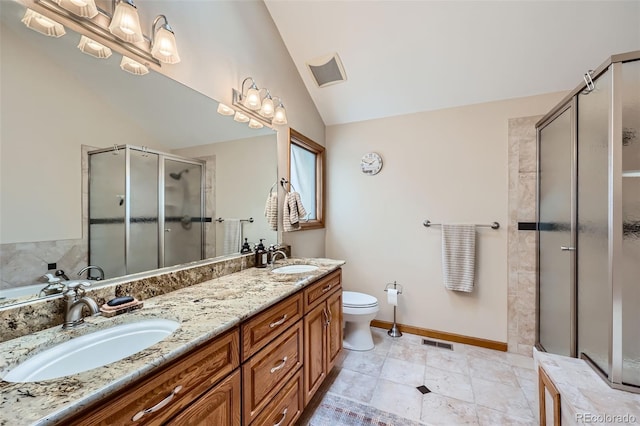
306 53 347 88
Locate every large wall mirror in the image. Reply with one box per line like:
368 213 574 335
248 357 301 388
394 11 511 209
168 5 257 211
0 1 278 306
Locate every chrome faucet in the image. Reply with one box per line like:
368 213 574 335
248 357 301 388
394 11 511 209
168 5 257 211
270 250 288 267
77 265 105 281
63 281 100 329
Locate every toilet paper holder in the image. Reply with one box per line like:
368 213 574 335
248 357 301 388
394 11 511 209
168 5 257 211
384 281 403 338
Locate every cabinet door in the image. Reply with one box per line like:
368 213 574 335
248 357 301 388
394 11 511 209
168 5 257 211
326 290 343 372
165 370 241 426
303 302 327 406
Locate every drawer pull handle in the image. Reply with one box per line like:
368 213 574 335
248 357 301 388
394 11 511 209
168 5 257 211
327 306 333 324
322 284 332 293
269 314 288 328
132 385 182 422
270 356 288 373
323 308 329 327
274 408 288 426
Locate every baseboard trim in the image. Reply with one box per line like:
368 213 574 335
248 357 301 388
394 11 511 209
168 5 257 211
370 320 508 352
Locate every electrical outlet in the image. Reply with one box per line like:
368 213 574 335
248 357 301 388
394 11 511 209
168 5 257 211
47 263 57 270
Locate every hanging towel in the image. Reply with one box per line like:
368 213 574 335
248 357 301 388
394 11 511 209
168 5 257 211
264 191 278 231
223 219 242 255
441 224 476 292
283 192 307 232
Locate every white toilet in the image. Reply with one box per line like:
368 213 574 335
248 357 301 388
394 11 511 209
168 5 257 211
342 291 379 351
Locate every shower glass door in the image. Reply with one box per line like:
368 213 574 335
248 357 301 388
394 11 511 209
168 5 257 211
163 158 204 268
538 104 575 357
577 69 611 376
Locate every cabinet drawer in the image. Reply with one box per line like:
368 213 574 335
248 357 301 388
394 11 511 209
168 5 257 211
70 328 240 425
241 293 302 361
303 269 342 313
242 321 303 425
165 369 241 426
251 369 303 426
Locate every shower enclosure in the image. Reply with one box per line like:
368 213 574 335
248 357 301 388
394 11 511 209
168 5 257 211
537 51 640 392
88 145 205 278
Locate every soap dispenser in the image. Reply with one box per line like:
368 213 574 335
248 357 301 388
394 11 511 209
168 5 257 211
255 239 268 268
241 238 252 254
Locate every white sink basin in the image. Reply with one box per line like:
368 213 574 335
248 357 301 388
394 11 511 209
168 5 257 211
272 264 319 274
3 319 180 383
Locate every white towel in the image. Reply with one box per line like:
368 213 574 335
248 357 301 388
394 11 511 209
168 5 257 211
283 192 307 232
264 192 278 231
223 219 242 255
441 224 476 292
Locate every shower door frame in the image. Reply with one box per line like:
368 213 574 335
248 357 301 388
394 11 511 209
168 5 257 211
89 144 206 274
535 98 578 358
535 51 640 393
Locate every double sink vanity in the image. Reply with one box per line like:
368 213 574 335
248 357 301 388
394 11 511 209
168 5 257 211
0 257 345 425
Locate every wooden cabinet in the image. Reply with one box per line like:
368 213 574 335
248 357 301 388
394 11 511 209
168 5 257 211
303 272 343 406
67 328 240 425
165 370 241 426
241 293 302 361
251 369 304 426
64 268 342 426
242 322 303 424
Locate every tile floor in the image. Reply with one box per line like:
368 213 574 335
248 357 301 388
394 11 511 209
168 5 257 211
307 327 538 425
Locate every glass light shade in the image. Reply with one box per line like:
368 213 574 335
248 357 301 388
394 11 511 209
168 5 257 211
151 27 180 64
259 96 274 118
22 9 66 38
217 103 234 116
120 56 149 75
233 111 249 123
54 0 98 18
273 104 288 125
248 119 264 129
108 0 143 43
244 87 261 110
78 36 112 58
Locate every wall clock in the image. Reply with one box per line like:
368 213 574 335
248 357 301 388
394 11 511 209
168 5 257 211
361 152 383 175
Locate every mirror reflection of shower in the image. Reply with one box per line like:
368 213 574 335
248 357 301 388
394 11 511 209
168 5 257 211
88 145 205 278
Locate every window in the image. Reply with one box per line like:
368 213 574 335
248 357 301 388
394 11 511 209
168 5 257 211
288 128 325 230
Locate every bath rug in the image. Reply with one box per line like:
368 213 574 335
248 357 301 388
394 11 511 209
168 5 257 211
302 392 425 426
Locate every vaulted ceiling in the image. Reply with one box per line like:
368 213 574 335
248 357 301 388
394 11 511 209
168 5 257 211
265 1 640 126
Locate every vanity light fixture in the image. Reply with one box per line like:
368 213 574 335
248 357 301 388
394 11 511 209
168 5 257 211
272 98 288 125
53 0 98 19
108 0 144 43
217 103 235 116
259 91 275 118
21 9 66 38
248 119 264 129
232 77 288 126
78 36 112 59
120 56 149 75
150 15 180 64
233 111 250 123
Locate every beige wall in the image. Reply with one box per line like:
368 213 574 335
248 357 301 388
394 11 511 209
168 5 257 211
174 135 278 253
325 92 566 342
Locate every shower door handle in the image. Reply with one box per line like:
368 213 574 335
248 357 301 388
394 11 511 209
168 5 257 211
165 228 171 232
560 246 576 251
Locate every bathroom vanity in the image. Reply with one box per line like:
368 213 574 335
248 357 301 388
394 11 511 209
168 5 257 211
0 259 344 425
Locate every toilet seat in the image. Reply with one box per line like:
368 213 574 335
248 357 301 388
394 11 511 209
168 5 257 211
343 291 378 308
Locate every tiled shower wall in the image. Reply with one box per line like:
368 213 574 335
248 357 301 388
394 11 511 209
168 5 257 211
507 116 541 355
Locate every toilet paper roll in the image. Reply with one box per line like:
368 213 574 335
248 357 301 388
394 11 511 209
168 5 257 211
387 288 398 306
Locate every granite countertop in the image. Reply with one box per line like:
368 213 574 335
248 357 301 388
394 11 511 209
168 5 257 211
0 258 345 426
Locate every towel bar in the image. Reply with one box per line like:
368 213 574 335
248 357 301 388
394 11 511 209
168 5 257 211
423 220 500 229
215 217 254 223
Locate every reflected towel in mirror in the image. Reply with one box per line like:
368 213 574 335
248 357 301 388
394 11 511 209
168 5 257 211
264 191 278 231
223 219 242 255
